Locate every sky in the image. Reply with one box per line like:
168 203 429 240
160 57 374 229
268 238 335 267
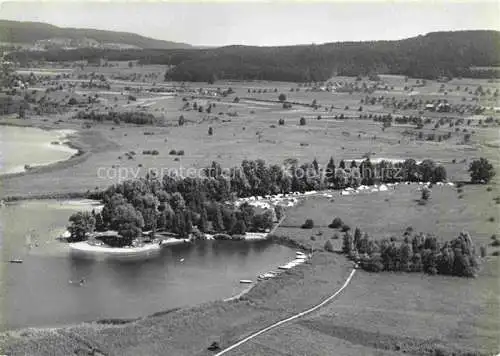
0 1 499 47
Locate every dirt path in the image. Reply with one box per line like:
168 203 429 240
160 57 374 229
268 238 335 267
213 268 357 356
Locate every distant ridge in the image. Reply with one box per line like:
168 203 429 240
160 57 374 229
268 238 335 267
164 30 500 81
0 20 192 49
4 26 500 82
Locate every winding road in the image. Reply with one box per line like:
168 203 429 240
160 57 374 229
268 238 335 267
214 268 357 356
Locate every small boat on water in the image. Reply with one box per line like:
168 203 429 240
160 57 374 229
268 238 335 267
9 259 23 264
239 279 253 284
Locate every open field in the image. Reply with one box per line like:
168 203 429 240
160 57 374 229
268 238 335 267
275 183 500 250
230 258 499 356
1 63 499 198
0 62 499 355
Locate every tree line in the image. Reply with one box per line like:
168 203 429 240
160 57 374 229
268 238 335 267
69 156 495 246
74 110 157 125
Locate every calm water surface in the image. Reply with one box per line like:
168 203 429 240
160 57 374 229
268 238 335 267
0 200 296 330
0 126 77 175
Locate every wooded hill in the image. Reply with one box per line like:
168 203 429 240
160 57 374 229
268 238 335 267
165 31 500 82
0 20 191 49
6 30 500 81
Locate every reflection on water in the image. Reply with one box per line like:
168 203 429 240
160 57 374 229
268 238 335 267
0 200 295 330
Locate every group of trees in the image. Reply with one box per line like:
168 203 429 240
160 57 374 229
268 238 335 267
69 165 279 245
341 226 480 277
74 110 156 125
324 158 447 187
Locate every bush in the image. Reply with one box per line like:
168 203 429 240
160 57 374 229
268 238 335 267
301 218 314 229
421 187 431 201
177 150 185 156
332 233 340 240
492 251 500 256
299 117 306 126
341 224 351 232
324 240 334 252
169 149 177 155
491 240 500 247
329 217 343 229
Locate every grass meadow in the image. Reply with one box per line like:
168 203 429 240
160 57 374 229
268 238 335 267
0 64 499 355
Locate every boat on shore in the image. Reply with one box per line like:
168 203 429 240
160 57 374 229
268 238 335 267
239 279 253 284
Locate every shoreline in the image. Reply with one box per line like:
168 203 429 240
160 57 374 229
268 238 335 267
0 237 309 334
0 251 352 356
0 213 303 331
0 125 90 181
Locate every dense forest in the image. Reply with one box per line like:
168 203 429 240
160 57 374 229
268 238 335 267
5 48 199 66
7 31 500 82
164 31 500 82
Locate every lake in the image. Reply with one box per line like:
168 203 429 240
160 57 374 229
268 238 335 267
0 126 77 175
0 200 296 331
